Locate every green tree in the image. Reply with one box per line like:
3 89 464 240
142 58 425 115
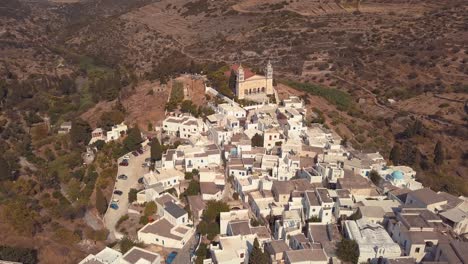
98 110 125 131
180 100 198 116
336 239 359 264
123 126 142 152
197 200 230 240
369 170 382 186
0 245 38 264
389 145 401 165
228 69 236 91
185 172 194 180
95 188 107 215
202 200 230 223
3 198 39 235
251 133 264 147
183 180 200 196
119 237 144 254
128 188 138 203
144 201 157 216
150 138 163 161
195 243 208 264
249 238 268 264
434 140 445 166
0 156 11 181
70 118 91 147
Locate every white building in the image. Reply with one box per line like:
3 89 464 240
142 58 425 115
138 218 194 249
79 246 161 264
142 169 184 191
210 235 251 264
344 219 401 263
380 166 423 190
162 115 207 139
218 103 247 119
106 123 128 142
303 189 334 223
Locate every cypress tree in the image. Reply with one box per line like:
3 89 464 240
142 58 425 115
95 188 108 216
249 238 268 264
150 138 163 161
389 145 401 165
434 140 444 166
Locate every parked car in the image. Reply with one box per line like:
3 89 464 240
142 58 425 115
166 252 178 264
113 190 123 195
145 157 152 163
119 161 128 166
118 174 128 180
137 148 144 154
132 151 139 157
138 177 144 184
112 198 119 203
123 155 130 159
110 203 119 210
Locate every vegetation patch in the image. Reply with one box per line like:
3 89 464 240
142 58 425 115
284 80 355 111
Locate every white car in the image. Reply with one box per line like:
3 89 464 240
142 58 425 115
123 155 130 159
112 198 119 203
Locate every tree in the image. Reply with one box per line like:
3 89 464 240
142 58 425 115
185 172 194 180
369 170 382 186
70 118 91 147
98 110 125 131
195 243 208 264
336 239 359 264
150 138 163 161
0 246 38 264
251 133 264 147
180 100 198 116
202 200 230 223
197 200 230 240
389 145 401 165
92 140 105 150
249 238 268 264
144 201 157 216
128 188 138 203
119 237 144 254
0 157 11 181
183 180 200 196
434 140 445 166
95 188 107 215
123 126 142 152
228 69 236 91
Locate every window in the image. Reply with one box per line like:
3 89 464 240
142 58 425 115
240 253 244 258
415 247 420 253
156 238 159 242
173 179 176 183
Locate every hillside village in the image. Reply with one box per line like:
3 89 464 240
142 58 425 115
77 63 468 264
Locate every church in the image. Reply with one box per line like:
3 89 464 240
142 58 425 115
225 61 274 100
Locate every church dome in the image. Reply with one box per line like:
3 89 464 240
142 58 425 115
391 170 404 180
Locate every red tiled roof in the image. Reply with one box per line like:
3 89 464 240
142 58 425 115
224 64 256 80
